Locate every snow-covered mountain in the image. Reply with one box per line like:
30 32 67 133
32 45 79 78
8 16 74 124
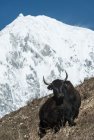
0 13 94 117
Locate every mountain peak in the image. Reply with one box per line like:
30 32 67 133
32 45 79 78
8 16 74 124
19 13 24 17
0 14 94 117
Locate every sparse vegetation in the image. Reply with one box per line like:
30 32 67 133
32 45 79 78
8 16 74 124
0 78 94 140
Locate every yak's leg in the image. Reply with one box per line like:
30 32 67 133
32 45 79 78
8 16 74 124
53 125 60 133
73 109 79 119
63 118 67 126
68 117 76 126
53 120 61 133
38 121 47 138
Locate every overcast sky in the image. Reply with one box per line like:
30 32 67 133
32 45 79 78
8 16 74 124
0 0 94 30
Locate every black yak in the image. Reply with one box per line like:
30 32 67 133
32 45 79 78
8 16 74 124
43 71 81 126
38 71 81 138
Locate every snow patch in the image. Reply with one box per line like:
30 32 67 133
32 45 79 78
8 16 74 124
0 14 94 117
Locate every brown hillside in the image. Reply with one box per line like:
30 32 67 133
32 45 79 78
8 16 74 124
0 78 94 140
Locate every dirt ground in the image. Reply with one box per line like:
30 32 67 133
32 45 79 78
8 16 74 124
0 78 94 140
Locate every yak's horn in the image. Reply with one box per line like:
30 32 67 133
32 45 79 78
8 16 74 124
64 71 68 81
43 76 50 85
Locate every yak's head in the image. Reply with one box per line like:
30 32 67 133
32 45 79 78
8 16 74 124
43 71 68 102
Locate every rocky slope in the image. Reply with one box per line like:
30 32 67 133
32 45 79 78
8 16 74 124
0 77 94 140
